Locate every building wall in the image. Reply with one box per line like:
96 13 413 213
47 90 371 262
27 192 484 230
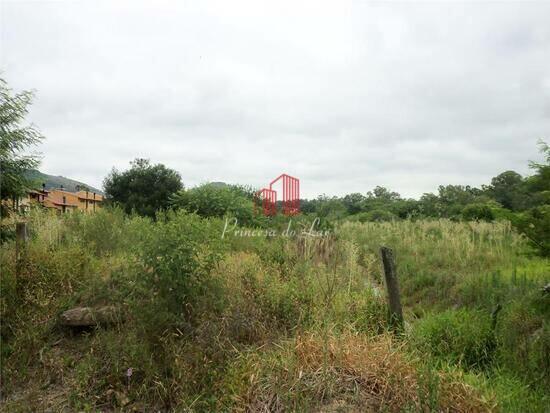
75 191 104 213
47 190 79 212
4 188 104 214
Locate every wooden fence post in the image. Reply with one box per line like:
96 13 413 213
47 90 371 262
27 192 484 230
380 246 404 331
16 221 28 278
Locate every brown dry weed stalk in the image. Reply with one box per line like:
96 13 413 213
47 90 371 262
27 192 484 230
239 332 495 413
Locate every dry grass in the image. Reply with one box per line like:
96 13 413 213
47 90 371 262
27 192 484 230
340 219 525 272
230 332 495 413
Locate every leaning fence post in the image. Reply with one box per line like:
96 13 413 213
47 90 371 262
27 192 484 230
380 246 404 331
16 221 28 278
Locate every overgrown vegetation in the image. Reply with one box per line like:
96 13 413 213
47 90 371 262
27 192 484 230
1 77 548 411
1 208 548 411
0 78 43 220
301 141 550 256
103 158 183 217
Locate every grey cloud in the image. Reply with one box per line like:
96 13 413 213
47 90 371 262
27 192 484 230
1 0 548 199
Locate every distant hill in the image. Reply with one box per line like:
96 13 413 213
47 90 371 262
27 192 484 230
24 170 103 194
209 181 228 188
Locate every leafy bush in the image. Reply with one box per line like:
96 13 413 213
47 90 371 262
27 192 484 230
498 290 550 386
514 205 550 256
64 207 146 256
171 183 257 226
214 252 311 343
0 78 43 214
364 209 396 222
103 158 183 217
410 309 496 370
462 203 495 222
350 209 396 223
134 210 226 333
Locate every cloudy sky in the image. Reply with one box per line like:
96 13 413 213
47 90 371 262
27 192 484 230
1 0 549 198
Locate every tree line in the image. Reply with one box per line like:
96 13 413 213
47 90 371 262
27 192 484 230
2 77 548 255
102 143 549 256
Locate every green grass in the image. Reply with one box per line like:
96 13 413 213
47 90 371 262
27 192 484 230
1 210 548 411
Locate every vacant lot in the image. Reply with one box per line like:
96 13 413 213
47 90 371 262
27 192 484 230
1 210 548 411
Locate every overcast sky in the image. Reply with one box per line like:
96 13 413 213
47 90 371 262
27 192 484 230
1 1 549 198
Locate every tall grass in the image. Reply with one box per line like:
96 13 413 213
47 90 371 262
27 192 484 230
1 210 548 411
339 219 547 310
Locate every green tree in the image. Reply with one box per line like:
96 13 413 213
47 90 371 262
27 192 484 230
392 198 421 219
438 185 481 205
419 192 442 217
361 186 401 213
368 186 401 202
171 183 256 225
363 209 396 222
419 185 487 219
314 195 348 220
514 141 550 256
342 192 366 214
487 171 529 211
462 203 495 222
525 140 550 206
103 158 183 217
0 78 43 215
515 205 550 256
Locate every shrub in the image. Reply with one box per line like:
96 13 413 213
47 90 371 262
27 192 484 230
514 205 550 256
103 158 183 217
498 290 550 386
410 309 496 370
171 183 256 226
64 207 146 256
134 210 226 334
365 209 396 222
351 209 396 223
214 252 311 343
462 203 495 222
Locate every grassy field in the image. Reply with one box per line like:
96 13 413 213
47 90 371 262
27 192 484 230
1 209 548 411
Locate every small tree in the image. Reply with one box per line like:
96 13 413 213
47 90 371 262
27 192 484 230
103 158 183 217
171 183 255 225
515 141 550 256
462 203 495 222
526 140 550 206
342 192 366 214
487 171 529 211
0 78 43 215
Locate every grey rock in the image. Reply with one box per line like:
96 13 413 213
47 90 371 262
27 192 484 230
59 306 118 327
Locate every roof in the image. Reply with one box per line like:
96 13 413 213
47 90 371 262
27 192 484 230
52 201 78 207
75 191 104 201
